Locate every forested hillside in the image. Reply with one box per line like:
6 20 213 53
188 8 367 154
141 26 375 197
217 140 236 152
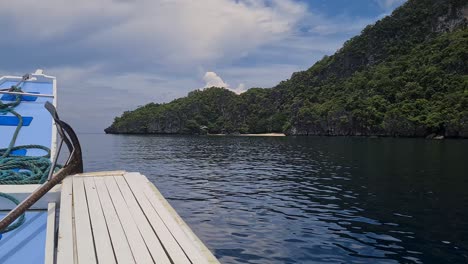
105 0 468 138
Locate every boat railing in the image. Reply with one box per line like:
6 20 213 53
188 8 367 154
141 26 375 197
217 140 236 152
0 90 54 98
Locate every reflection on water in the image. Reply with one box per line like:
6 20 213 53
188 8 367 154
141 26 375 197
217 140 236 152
81 134 468 263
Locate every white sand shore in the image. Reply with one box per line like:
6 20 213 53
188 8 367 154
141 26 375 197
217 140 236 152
208 133 286 137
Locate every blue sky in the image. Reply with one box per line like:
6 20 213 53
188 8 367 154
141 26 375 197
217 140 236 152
0 0 406 132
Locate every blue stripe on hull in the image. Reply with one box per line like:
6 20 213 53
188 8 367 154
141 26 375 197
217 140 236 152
0 116 33 126
10 149 27 156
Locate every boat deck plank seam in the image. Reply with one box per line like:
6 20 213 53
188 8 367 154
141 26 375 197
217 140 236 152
126 173 213 264
72 176 97 264
94 177 136 264
56 177 74 264
103 176 154 264
83 177 116 264
118 175 190 264
56 172 220 264
114 176 174 264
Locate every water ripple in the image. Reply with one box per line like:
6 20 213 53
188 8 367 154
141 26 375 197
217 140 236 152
81 134 468 264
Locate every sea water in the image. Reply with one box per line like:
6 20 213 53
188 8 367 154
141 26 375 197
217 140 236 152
80 134 468 263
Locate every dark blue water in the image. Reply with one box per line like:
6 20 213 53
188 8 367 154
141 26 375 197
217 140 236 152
80 134 468 263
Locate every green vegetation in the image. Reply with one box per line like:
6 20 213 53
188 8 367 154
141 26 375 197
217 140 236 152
106 0 468 138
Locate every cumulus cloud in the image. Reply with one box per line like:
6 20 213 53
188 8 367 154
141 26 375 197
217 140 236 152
203 71 247 94
0 0 307 69
203 72 228 88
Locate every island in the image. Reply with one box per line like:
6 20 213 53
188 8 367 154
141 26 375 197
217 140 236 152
105 0 467 138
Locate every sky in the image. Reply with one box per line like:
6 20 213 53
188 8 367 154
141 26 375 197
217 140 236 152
0 0 406 133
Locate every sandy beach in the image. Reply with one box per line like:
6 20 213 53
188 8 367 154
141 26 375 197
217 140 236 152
208 133 286 137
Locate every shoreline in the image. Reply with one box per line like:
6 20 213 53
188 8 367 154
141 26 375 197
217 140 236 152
103 132 466 139
207 133 286 137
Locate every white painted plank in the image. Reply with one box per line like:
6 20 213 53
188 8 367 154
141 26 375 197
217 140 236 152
84 177 117 264
125 173 218 264
94 177 135 264
57 177 75 264
73 176 97 264
45 203 56 264
114 176 175 264
104 176 154 264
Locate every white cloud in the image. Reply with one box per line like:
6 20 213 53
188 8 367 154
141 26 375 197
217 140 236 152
203 72 228 88
203 71 247 94
0 0 307 68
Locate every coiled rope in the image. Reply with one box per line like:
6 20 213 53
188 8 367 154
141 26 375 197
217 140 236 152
0 85 56 235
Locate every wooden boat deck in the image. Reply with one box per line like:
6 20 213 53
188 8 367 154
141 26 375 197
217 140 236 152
56 171 219 264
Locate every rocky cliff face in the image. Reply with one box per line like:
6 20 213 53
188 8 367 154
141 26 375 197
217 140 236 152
434 4 468 33
104 118 183 134
285 115 468 138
